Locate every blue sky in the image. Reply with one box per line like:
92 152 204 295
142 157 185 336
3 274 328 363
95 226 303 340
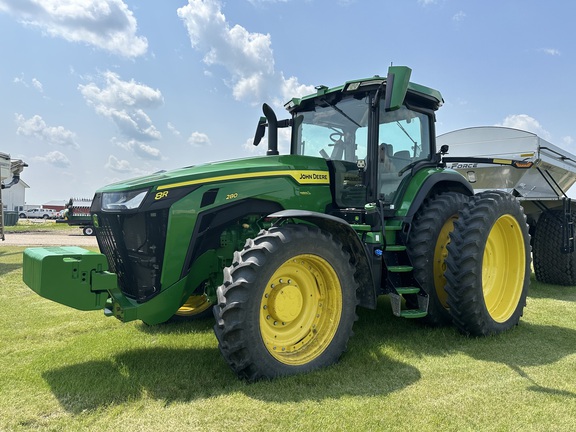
1 0 575 204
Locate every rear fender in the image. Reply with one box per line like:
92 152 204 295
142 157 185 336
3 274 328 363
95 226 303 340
268 209 378 309
400 171 474 225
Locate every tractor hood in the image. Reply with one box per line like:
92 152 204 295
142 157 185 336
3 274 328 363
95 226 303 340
96 155 331 195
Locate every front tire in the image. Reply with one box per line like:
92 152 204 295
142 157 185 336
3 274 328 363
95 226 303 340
445 191 531 336
214 224 359 380
407 192 470 326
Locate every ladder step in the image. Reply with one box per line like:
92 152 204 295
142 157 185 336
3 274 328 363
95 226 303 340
400 309 428 319
386 245 406 252
385 225 402 231
396 287 420 295
388 265 413 273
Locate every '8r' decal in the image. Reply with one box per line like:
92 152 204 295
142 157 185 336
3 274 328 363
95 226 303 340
155 191 169 200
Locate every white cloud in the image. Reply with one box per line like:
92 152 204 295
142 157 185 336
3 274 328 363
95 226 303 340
177 0 314 105
497 114 552 141
167 122 181 137
15 113 79 148
188 131 211 147
453 11 466 22
0 0 147 58
79 71 163 142
539 48 561 56
418 0 437 5
13 74 44 93
113 138 163 160
105 155 132 172
31 78 43 92
36 150 71 168
133 142 162 159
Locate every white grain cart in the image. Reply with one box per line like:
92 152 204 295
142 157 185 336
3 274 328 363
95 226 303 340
439 126 576 285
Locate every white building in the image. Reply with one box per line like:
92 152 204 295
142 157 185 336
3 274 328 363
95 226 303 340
2 179 29 211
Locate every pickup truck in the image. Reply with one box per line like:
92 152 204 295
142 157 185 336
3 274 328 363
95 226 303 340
18 208 59 219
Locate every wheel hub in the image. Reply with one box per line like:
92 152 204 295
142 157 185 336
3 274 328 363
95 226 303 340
268 283 303 322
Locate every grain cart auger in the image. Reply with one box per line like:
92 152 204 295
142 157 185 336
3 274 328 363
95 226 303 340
22 66 532 380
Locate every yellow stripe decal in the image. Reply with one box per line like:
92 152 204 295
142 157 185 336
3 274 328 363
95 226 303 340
157 170 330 191
493 158 512 165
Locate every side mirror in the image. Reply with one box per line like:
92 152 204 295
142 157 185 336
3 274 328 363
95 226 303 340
383 66 412 111
253 116 267 146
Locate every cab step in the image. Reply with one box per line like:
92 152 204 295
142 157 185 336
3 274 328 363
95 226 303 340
387 265 413 273
385 245 406 252
395 287 420 295
400 309 428 319
389 291 429 319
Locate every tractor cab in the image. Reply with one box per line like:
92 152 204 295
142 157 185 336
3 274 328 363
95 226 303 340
255 66 444 212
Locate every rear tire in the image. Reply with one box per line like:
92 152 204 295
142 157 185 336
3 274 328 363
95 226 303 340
445 191 531 336
214 224 359 380
533 210 576 286
407 192 470 326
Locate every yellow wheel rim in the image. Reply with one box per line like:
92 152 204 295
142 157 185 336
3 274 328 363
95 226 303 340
259 254 342 365
482 215 525 322
433 215 457 308
175 294 211 317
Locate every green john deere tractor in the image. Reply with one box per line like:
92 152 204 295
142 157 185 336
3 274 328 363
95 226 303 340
23 66 532 380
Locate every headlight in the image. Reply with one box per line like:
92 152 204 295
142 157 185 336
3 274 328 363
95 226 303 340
102 189 148 210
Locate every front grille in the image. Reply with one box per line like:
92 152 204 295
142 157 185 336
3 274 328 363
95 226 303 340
95 209 169 302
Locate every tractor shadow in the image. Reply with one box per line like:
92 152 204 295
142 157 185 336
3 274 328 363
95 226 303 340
365 296 576 399
0 249 24 275
42 314 421 414
42 296 576 414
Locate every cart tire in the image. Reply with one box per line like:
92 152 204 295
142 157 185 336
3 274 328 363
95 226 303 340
533 210 576 286
406 192 470 326
445 191 531 336
214 224 359 380
82 226 94 236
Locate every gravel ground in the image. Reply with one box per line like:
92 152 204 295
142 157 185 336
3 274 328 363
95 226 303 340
2 230 98 247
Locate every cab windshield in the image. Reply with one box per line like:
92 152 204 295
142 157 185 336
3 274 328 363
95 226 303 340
292 94 369 163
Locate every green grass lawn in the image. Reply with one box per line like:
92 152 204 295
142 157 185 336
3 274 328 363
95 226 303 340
3 219 78 233
1 246 575 431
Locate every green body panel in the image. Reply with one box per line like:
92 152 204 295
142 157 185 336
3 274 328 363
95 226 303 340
97 155 331 193
105 250 220 325
23 247 111 311
161 176 332 289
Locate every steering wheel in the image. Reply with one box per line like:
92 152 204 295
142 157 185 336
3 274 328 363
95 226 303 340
329 131 344 144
